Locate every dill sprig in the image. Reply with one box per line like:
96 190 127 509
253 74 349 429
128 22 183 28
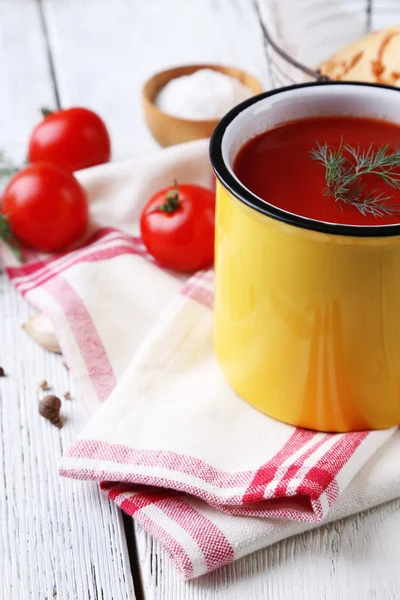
310 140 400 217
0 151 23 260
0 150 19 181
0 214 22 261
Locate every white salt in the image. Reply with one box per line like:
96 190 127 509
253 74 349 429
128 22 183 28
155 68 254 121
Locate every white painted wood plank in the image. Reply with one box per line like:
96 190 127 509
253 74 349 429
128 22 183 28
0 0 56 163
0 270 135 600
133 497 400 599
0 1 135 597
42 0 268 160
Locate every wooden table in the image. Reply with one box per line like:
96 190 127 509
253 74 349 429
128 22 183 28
1 1 400 598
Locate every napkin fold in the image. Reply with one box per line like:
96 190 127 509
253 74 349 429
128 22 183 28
3 139 399 580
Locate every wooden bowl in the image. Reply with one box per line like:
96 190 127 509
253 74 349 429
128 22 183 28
142 64 263 147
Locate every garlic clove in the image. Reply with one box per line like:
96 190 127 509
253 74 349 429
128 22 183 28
22 312 61 354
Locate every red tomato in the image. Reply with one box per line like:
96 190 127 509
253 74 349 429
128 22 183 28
28 107 111 173
2 162 88 252
140 181 215 272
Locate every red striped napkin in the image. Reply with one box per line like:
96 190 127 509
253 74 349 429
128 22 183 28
2 139 399 579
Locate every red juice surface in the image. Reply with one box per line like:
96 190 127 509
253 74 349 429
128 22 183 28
233 116 400 226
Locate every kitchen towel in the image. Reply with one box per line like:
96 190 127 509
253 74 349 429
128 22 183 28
2 139 399 579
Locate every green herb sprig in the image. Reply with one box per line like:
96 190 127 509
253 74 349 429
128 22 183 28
0 151 23 260
310 140 400 217
0 150 19 181
0 214 22 261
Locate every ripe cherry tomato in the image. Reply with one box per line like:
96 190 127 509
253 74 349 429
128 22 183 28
140 181 215 272
2 162 88 252
28 107 111 173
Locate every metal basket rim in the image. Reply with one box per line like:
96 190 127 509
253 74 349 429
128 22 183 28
254 0 376 84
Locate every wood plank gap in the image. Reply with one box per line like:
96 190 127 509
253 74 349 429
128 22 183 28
122 513 146 600
251 0 269 67
36 0 61 109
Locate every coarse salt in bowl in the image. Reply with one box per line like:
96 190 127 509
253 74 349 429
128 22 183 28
155 68 254 121
142 64 263 147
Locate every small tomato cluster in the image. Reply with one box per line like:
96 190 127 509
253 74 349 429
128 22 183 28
1 108 215 273
1 107 111 255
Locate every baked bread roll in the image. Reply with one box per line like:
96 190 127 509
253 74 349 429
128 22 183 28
318 26 400 86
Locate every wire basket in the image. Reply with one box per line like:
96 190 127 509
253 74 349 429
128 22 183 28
256 0 400 88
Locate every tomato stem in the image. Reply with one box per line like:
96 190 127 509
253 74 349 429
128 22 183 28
0 214 23 261
152 179 181 213
41 107 54 118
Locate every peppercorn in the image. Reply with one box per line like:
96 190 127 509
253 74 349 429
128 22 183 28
39 379 50 391
39 395 63 428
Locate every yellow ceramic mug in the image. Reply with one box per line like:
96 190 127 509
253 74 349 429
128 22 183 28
210 81 400 433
